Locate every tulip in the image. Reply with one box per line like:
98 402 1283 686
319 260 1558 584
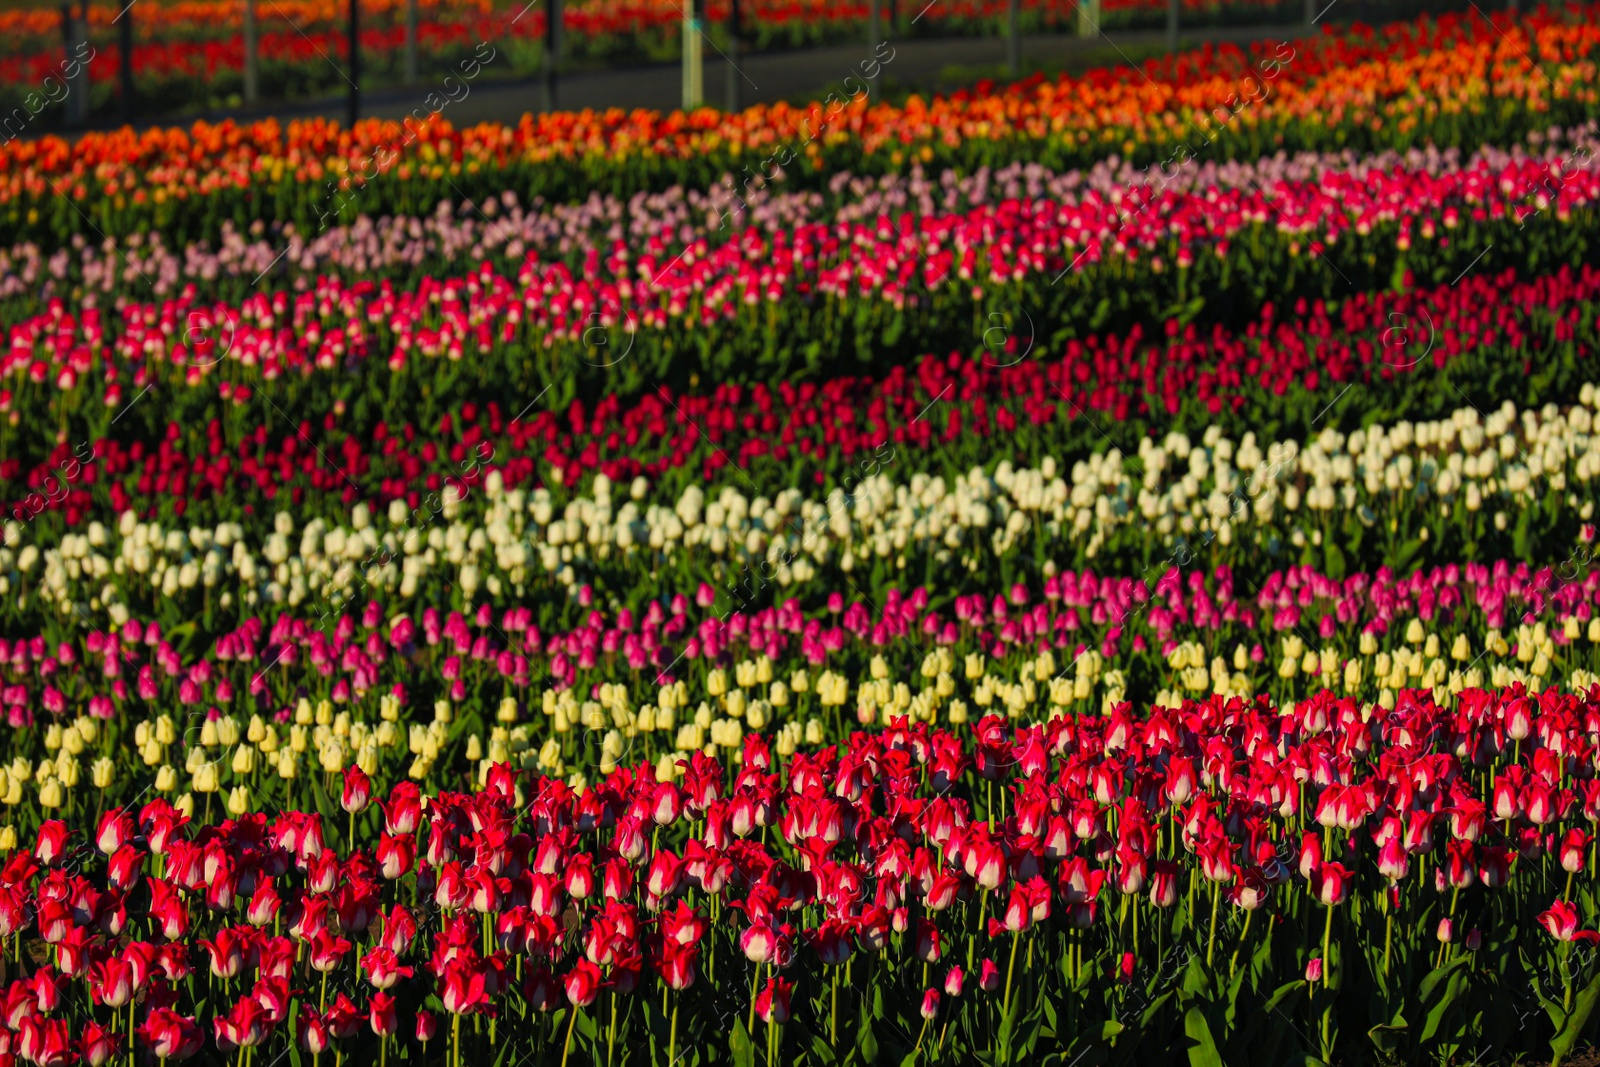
141 1009 204 1061
944 966 965 997
1560 828 1591 874
755 976 794 1024
80 1021 120 1067
370 991 398 1037
1311 862 1353 906
563 960 604 1008
1538 900 1600 943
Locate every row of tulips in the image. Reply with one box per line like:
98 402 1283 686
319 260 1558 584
18 131 1600 307
5 685 1600 1065
9 147 1600 434
0 0 1292 115
1 550 1600 815
4 5 1598 244
4 385 1598 638
5 253 1600 529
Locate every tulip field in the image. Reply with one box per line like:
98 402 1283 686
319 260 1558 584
10 4 1600 1066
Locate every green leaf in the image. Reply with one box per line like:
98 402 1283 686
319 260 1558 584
858 1021 880 1064
1181 953 1213 1001
288 998 303 1067
1417 957 1472 1044
730 1018 756 1067
810 1035 840 1066
1391 536 1424 573
899 1053 924 1067
1552 968 1600 1063
1183 1005 1225 1067
1322 539 1345 581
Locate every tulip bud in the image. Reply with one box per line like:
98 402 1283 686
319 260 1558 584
415 1011 438 1043
920 989 941 1021
943 967 964 997
1465 928 1482 952
1305 958 1323 983
979 959 1001 993
1436 918 1454 943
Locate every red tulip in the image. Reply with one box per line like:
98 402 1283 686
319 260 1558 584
659 939 699 990
1560 828 1591 874
79 1021 120 1067
141 1009 204 1060
1537 900 1600 942
755 976 794 1024
1310 862 1353 906
19 1016 76 1067
360 946 413 990
944 966 965 996
563 960 604 1008
34 822 69 867
87 956 134 1008
341 766 373 814
370 992 398 1038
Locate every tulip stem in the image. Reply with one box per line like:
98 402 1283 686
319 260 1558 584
668 995 679 1066
1205 880 1220 969
747 962 764 1038
1566 869 1576 903
968 888 989 975
1321 902 1334 985
606 991 618 1066
1382 908 1392 976
830 968 839 1047
1000 930 1021 1055
454 1012 463 1067
1228 908 1253 979
558 1007 576 1067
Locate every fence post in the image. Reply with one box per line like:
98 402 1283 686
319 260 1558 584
61 3 88 128
725 0 741 113
1166 0 1177 52
347 0 359 126
404 0 418 85
1006 0 1019 77
542 0 559 112
868 0 881 93
119 8 134 120
1304 0 1315 27
1076 0 1097 38
243 0 259 103
682 0 704 109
